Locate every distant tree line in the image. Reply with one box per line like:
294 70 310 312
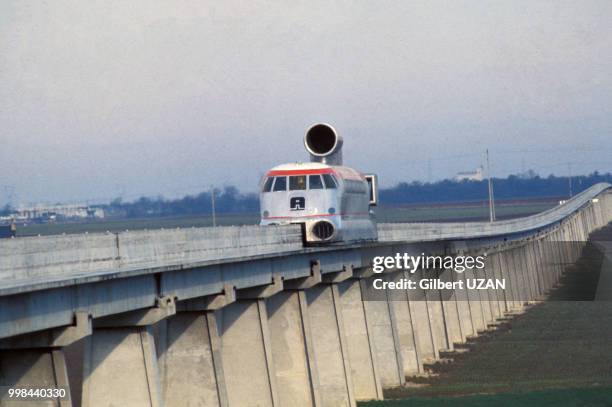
380 172 612 205
4 172 611 219
99 171 611 218
102 186 259 218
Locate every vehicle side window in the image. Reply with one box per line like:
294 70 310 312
273 176 287 191
262 177 274 192
289 175 307 190
322 174 337 189
309 175 324 189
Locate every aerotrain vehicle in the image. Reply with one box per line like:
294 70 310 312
260 123 378 244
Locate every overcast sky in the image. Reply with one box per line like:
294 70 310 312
2 0 611 205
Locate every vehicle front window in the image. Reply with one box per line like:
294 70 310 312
309 175 324 189
322 174 337 189
289 175 307 190
262 177 274 192
273 176 287 191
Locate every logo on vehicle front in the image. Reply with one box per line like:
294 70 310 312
290 197 305 211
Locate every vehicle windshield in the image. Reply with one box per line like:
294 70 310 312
262 177 274 192
289 175 307 190
273 176 287 191
262 172 338 192
322 174 338 189
309 175 324 189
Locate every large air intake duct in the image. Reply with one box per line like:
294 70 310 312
311 220 335 241
304 123 343 165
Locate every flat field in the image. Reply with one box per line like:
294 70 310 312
361 228 612 407
361 386 612 407
14 199 557 237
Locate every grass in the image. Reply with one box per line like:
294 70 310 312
361 386 612 407
361 234 612 406
15 213 259 237
375 202 555 223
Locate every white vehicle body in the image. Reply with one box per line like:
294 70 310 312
260 124 378 244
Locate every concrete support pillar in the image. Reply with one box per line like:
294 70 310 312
548 230 556 281
360 277 405 388
424 269 452 351
513 246 528 304
0 348 72 407
405 271 438 361
82 326 162 407
266 290 321 407
217 300 278 407
306 284 356 407
519 245 536 303
568 219 576 261
81 297 176 407
537 237 550 294
532 239 548 297
305 283 356 407
549 229 562 288
553 230 565 283
477 258 495 325
547 234 558 289
437 268 463 348
0 311 91 407
336 278 383 401
482 253 501 321
489 252 508 315
388 274 424 376
509 248 527 309
499 250 520 311
524 243 538 301
463 264 486 332
532 240 544 297
565 220 576 262
451 268 475 341
156 311 228 407
547 232 559 286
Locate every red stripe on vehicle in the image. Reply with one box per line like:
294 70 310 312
265 212 369 219
267 168 335 176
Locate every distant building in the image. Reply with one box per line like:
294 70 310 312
455 166 484 182
14 204 105 222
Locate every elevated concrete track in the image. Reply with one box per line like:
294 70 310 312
1 183 611 407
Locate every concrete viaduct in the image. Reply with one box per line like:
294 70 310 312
1 183 611 407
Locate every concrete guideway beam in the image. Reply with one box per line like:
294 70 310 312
93 296 176 328
236 275 283 300
176 283 236 312
322 264 354 284
0 188 610 407
0 311 91 350
284 261 323 290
